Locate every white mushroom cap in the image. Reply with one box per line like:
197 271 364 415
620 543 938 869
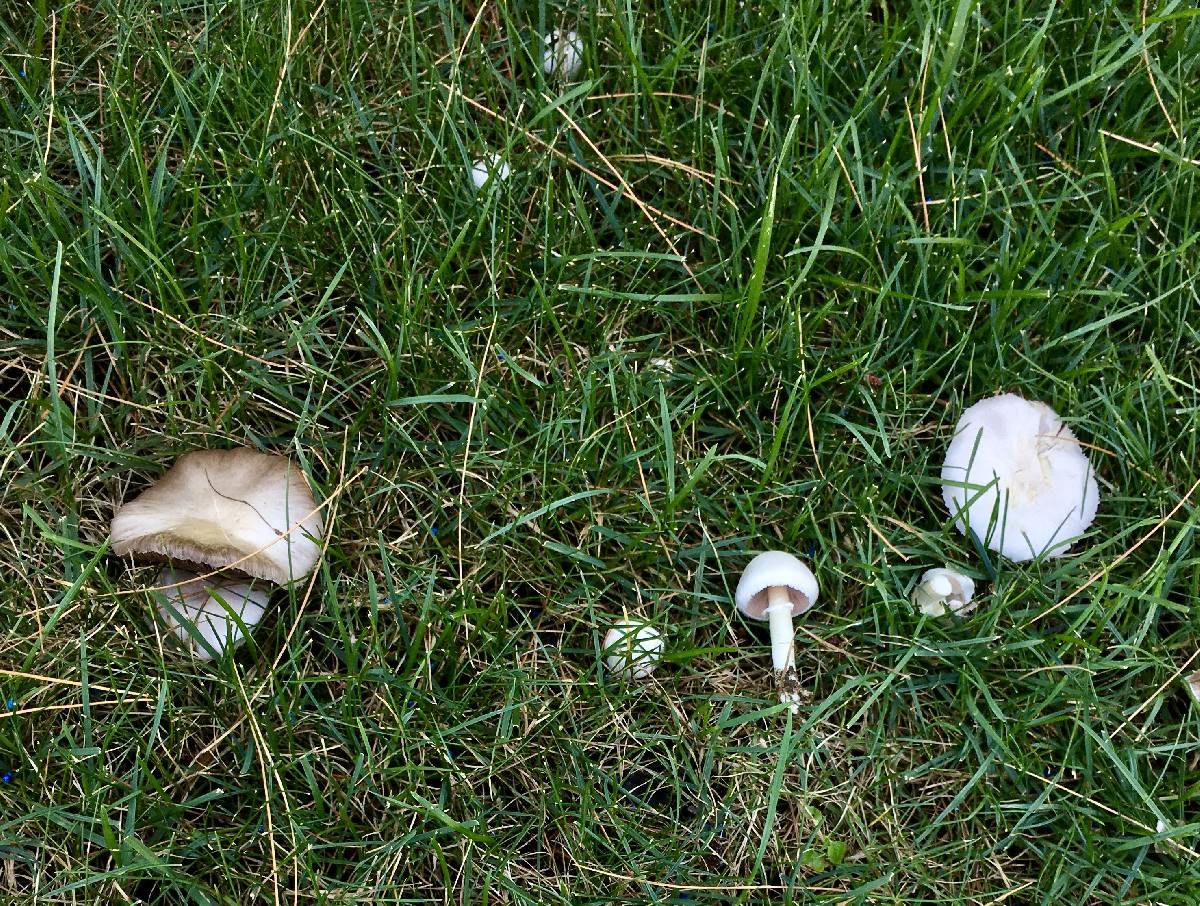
111 448 324 585
602 621 664 679
153 565 268 660
1186 671 1200 706
542 30 583 80
734 551 819 619
941 393 1099 562
913 566 976 617
470 153 510 190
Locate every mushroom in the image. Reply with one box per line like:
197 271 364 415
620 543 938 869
110 448 324 585
735 551 818 711
470 153 510 191
912 567 976 617
941 393 1099 562
542 30 583 81
602 621 664 679
1186 671 1200 706
153 565 268 660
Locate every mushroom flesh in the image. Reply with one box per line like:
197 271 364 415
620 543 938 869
912 567 976 617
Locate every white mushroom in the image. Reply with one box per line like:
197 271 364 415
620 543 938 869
735 551 818 712
912 567 976 617
153 565 268 660
1186 671 1200 706
542 30 583 80
941 393 1099 562
470 153 510 190
602 621 664 679
110 448 324 585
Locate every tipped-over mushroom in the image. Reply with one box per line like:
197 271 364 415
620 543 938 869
912 567 976 617
111 448 323 585
542 30 582 80
602 621 664 680
153 565 268 660
941 393 1099 562
735 551 819 712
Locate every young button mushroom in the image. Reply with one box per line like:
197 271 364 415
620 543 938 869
110 448 324 585
470 153 510 191
602 620 664 680
941 393 1099 562
912 567 976 617
542 30 583 80
153 565 268 660
735 551 818 712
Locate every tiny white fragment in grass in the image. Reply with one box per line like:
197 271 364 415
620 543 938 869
941 393 1099 562
648 357 674 374
602 621 664 679
470 154 510 190
542 30 583 80
912 567 976 617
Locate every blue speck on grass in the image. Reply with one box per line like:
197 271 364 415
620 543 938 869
5 699 14 710
430 526 438 536
1 772 11 783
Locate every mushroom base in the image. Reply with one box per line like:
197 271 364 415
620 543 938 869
776 666 803 715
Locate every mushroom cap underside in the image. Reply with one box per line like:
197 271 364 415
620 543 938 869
735 551 819 619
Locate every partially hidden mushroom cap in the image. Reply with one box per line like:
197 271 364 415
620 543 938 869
153 565 268 660
735 551 819 620
941 393 1099 562
111 448 324 585
602 621 665 680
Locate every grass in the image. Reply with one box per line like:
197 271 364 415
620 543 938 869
2 0 1200 902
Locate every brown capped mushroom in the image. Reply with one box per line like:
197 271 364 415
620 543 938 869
111 448 323 585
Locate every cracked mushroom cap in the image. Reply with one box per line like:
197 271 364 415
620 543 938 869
734 551 819 619
153 565 268 660
940 393 1099 562
111 448 324 584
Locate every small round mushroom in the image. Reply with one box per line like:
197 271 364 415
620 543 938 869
470 153 510 191
542 30 583 80
153 565 268 660
912 567 976 617
602 620 664 680
735 551 818 711
941 393 1099 562
110 448 324 585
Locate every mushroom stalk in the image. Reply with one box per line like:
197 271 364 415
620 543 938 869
765 586 796 672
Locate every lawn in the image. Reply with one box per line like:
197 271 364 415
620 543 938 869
2 0 1200 902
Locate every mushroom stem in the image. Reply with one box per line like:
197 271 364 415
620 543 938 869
765 586 796 672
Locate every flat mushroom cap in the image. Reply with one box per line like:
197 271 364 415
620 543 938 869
941 394 1099 562
735 551 819 620
111 448 324 584
153 565 268 660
